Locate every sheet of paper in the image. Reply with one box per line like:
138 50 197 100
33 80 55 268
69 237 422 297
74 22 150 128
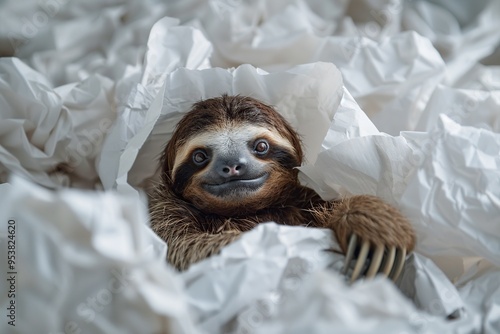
0 177 197 334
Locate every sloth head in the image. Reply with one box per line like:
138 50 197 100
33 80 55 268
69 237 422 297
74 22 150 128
161 95 303 216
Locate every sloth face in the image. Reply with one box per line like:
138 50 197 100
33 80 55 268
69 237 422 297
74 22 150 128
162 95 303 216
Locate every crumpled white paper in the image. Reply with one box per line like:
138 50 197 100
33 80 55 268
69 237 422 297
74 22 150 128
199 0 344 70
401 115 500 267
197 0 447 135
181 223 342 333
298 86 415 204
180 222 471 334
252 272 452 334
0 57 115 189
457 263 500 332
416 85 500 132
0 176 197 334
398 254 465 318
403 0 500 85
313 31 446 135
97 16 213 191
2 0 171 86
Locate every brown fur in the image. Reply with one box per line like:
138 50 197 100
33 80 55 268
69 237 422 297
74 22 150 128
149 95 415 271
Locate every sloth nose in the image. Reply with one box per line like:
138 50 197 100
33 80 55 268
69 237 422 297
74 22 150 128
217 159 247 178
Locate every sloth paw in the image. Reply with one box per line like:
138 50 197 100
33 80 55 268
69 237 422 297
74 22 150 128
341 234 407 282
330 195 416 282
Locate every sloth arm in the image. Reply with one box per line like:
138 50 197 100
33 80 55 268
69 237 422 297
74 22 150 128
306 194 416 254
150 184 312 270
150 184 415 271
153 217 241 271
149 184 253 271
150 199 306 271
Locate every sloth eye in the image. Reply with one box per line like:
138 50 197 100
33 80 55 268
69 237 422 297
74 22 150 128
254 139 269 155
192 150 208 165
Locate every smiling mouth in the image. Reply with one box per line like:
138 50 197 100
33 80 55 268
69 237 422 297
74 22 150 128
203 174 268 197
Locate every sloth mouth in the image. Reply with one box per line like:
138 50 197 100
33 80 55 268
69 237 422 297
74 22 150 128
203 174 268 197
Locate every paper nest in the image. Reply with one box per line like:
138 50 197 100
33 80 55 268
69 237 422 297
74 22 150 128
1 0 500 333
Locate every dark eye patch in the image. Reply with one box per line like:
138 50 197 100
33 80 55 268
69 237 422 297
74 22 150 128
173 148 211 195
172 162 199 195
270 147 299 169
249 137 299 168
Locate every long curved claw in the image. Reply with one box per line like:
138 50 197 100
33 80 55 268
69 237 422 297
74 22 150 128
342 236 408 282
350 240 370 282
342 234 357 275
390 248 407 281
381 246 396 276
365 244 384 278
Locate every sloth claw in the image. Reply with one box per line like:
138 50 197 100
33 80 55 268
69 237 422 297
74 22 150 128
342 234 408 282
350 239 370 282
365 244 384 278
341 234 357 275
390 248 406 282
381 246 396 276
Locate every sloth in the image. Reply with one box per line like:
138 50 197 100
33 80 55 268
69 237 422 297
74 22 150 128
149 95 415 280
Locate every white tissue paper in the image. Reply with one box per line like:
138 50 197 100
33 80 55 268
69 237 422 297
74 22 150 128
97 16 213 191
0 177 197 334
182 224 456 334
0 57 115 189
1 0 500 333
416 85 500 132
403 0 500 85
4 0 171 86
199 0 448 135
401 115 500 267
